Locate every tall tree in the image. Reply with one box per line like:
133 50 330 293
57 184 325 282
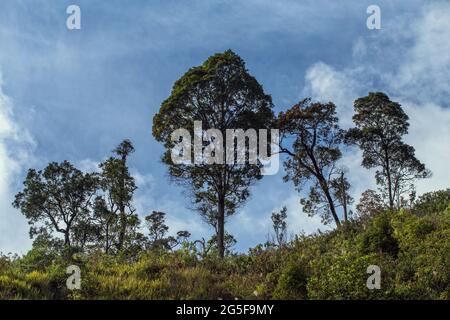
330 171 353 222
91 196 119 254
278 99 350 227
346 92 430 210
97 139 140 253
153 50 274 258
13 161 98 248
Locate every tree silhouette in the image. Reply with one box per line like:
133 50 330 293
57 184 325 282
96 139 142 253
278 99 350 227
346 92 430 210
145 211 191 250
13 161 98 248
153 50 274 258
271 206 288 247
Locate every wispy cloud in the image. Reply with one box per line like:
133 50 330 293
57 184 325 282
0 1 448 253
0 74 35 254
302 2 450 204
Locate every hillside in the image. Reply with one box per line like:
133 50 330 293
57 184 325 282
1 191 449 300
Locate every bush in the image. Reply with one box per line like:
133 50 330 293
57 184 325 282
414 189 450 216
358 212 399 257
273 261 307 299
1 201 450 300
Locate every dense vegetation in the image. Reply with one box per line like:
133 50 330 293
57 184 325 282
1 50 447 300
1 190 449 299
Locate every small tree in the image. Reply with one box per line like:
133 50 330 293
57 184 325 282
356 189 385 228
13 161 98 248
413 189 450 216
145 211 169 248
145 211 191 250
278 99 351 227
356 189 384 217
206 233 237 256
346 92 430 210
271 206 288 247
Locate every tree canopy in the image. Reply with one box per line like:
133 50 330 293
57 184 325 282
152 50 274 257
278 99 351 226
13 161 98 248
346 92 430 210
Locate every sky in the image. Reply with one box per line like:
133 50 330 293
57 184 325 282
0 0 449 254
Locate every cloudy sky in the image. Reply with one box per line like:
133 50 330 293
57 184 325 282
0 0 449 254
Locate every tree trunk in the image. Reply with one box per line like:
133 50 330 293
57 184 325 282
217 192 225 259
324 187 341 227
310 148 341 227
387 172 394 210
118 205 126 251
64 230 71 247
341 172 348 222
318 176 341 227
118 155 127 251
309 150 341 228
105 224 110 254
384 148 394 210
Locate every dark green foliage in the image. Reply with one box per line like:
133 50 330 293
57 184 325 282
153 50 274 258
414 189 450 216
278 99 351 227
273 261 307 299
98 139 140 253
13 140 148 257
358 212 399 257
145 211 191 250
346 92 430 210
13 161 99 248
271 206 288 247
2 197 450 299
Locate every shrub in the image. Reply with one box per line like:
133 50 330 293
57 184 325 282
273 261 308 300
358 212 399 257
2 203 450 300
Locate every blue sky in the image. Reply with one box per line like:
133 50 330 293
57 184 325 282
1 0 449 254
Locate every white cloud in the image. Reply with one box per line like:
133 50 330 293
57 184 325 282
302 2 450 206
229 207 272 238
0 75 34 254
132 174 209 238
77 158 101 173
283 195 332 236
303 62 360 127
71 159 210 241
390 2 450 103
229 194 331 247
406 102 450 194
